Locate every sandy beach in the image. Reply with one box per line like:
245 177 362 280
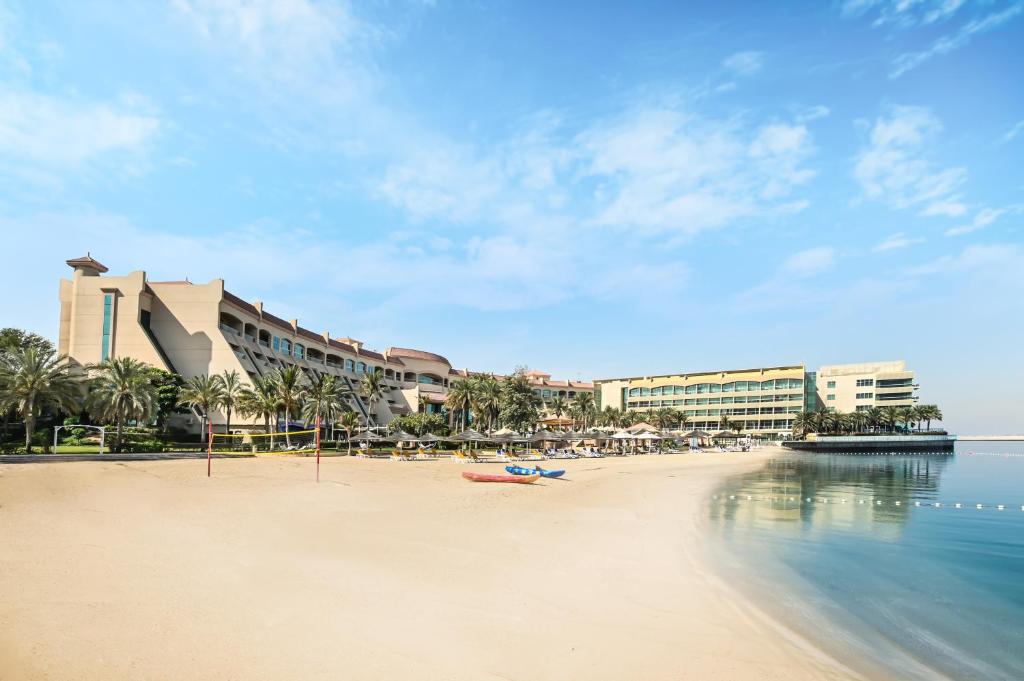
0 450 859 680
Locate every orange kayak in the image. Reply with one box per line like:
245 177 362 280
462 471 540 484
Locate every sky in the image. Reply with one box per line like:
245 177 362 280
0 0 1021 433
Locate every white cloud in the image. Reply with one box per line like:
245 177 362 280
722 51 764 76
796 105 831 123
854 105 967 216
0 91 159 168
842 0 967 27
945 205 1021 236
890 4 1024 77
784 247 835 277
908 242 1023 275
578 109 815 236
1003 119 1024 143
873 232 924 251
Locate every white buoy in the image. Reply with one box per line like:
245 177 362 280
997 505 1005 511
895 501 901 506
976 504 983 510
955 503 962 509
876 500 882 505
914 501 921 506
935 503 942 508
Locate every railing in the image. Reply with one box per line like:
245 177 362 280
813 434 956 442
219 323 241 336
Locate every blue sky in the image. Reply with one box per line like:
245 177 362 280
1 0 1022 432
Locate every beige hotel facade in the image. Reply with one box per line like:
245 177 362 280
58 256 916 438
58 256 593 432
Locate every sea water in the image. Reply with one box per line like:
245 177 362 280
707 441 1024 680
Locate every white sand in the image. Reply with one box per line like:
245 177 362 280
0 451 860 680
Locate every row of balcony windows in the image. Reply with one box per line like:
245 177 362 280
627 378 804 398
629 393 803 407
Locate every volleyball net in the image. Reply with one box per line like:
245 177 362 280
209 428 319 457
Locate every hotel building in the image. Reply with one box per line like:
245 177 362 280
58 256 593 432
596 360 918 439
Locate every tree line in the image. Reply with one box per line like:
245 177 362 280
792 404 943 437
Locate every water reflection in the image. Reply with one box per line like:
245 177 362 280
710 454 952 537
707 447 1024 681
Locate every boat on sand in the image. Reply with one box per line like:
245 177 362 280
461 471 540 484
505 465 565 479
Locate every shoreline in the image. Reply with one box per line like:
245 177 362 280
1 449 860 680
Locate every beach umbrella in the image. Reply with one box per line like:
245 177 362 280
450 428 488 442
610 430 634 440
417 433 440 443
712 430 742 440
491 427 517 436
390 428 419 442
635 432 662 440
626 421 657 433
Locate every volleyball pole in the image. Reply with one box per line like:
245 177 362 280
315 415 321 482
207 419 213 478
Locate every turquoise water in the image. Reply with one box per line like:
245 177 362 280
708 442 1024 680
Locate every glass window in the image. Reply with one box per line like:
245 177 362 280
722 382 734 392
761 380 774 391
856 392 873 399
827 394 835 401
542 389 551 398
674 386 685 395
697 398 708 405
628 388 640 397
721 397 733 404
856 379 874 387
685 385 696 394
827 380 836 388
640 387 650 397
344 359 354 371
272 336 280 351
708 409 720 416
294 343 304 359
281 339 292 355
651 387 661 396
709 397 720 404
356 361 366 374
684 399 696 405
709 384 721 393
791 378 803 388
696 384 708 394
101 293 113 361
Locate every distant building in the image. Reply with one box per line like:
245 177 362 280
596 361 918 439
815 361 918 413
58 256 593 432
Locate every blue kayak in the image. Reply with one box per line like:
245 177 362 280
505 465 565 479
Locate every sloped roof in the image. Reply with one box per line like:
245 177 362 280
386 347 451 365
65 255 108 272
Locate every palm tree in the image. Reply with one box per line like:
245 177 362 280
849 410 869 434
338 411 361 456
274 365 306 447
87 357 159 452
920 404 942 431
818 409 839 434
0 346 82 453
178 374 225 443
571 392 596 430
217 370 245 435
238 375 280 448
676 411 691 433
444 379 474 432
303 374 350 440
879 406 901 433
866 407 883 433
360 367 387 426
549 395 568 428
718 414 733 432
792 411 815 438
472 375 502 433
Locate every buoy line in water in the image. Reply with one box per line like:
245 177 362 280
711 494 1024 512
964 452 1024 458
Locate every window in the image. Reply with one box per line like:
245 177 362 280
696 383 709 394
280 339 292 356
709 384 721 393
877 378 913 388
856 379 874 387
856 392 873 399
827 394 835 401
685 385 697 394
722 382 735 392
761 381 774 391
344 359 354 372
640 387 651 397
272 336 280 351
628 388 640 397
542 389 551 398
294 343 304 360
101 293 114 360
356 361 366 374
827 380 836 388
651 387 662 396
721 397 733 404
